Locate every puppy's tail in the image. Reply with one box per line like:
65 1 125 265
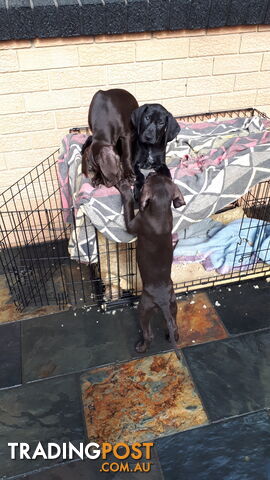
167 321 181 360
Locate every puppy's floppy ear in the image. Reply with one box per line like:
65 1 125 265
172 183 185 208
131 105 148 134
81 147 91 176
139 182 152 212
81 136 93 176
98 146 121 188
165 113 180 143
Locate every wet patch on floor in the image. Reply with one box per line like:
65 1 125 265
81 352 208 444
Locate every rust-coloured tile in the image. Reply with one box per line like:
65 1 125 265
177 292 228 348
81 352 208 444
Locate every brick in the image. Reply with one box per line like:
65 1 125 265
0 94 25 115
3 147 55 169
0 132 32 153
135 79 186 101
262 53 270 70
0 112 55 134
95 32 151 42
138 99 164 107
24 89 81 112
154 29 206 38
240 32 270 53
210 90 257 111
256 89 270 105
79 42 135 66
162 57 213 79
213 53 262 74
1 130 61 154
80 84 137 105
108 61 161 84
187 75 235 96
80 85 107 106
234 71 270 90
33 37 94 47
0 50 19 72
18 46 79 71
136 38 189 61
190 35 240 57
0 152 6 171
0 71 48 94
255 104 270 116
163 95 210 116
49 66 107 90
207 25 257 35
0 40 31 50
0 168 33 188
55 108 89 128
258 25 270 31
31 129 67 150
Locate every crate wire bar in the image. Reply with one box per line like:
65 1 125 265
0 108 270 312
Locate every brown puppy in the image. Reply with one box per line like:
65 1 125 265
81 89 138 188
117 172 185 358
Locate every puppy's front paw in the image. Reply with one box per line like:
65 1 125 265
165 329 179 342
135 340 149 353
133 184 141 202
125 172 135 185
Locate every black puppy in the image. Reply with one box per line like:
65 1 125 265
131 104 180 198
117 173 185 359
81 89 138 188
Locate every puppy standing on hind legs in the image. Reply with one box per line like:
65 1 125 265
117 173 186 360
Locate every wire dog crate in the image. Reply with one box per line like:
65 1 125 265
0 108 270 312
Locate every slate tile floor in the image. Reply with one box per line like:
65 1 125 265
0 278 269 479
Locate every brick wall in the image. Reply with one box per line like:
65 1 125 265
0 24 270 193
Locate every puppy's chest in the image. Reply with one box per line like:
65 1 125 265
137 234 173 257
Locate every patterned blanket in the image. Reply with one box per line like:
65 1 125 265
58 116 270 263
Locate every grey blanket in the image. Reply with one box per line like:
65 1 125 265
58 116 270 263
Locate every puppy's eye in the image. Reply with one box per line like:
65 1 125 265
145 115 150 121
159 120 165 125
